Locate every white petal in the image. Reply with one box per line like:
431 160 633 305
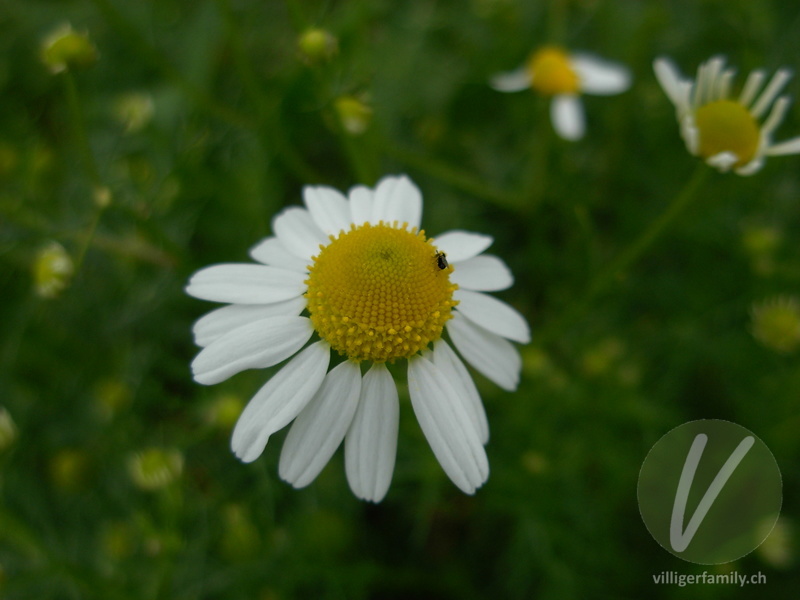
191 316 314 385
551 95 585 141
279 361 362 488
371 175 422 230
272 206 329 261
734 157 765 176
303 185 352 237
571 53 631 95
432 230 493 263
450 254 513 292
231 341 330 463
695 56 725 107
454 289 530 343
750 69 792 120
489 67 531 92
408 356 489 494
433 339 489 445
765 136 800 156
345 363 399 503
249 237 310 272
715 68 736 102
193 297 307 347
706 151 739 172
653 57 689 110
348 185 374 225
739 69 766 108
761 96 791 137
185 264 306 304
446 313 521 391
680 115 700 155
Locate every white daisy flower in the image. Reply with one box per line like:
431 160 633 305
654 55 800 175
186 175 529 502
490 46 631 141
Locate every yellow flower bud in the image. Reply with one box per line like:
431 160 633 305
128 448 183 491
751 296 800 353
113 92 155 133
334 95 372 136
41 23 97 74
33 241 74 298
297 28 338 64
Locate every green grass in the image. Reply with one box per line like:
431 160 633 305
2 0 800 598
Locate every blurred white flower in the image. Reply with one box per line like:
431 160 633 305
491 46 631 140
654 55 800 175
186 175 529 501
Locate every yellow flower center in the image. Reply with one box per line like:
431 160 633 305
526 47 580 95
694 100 760 166
305 222 458 362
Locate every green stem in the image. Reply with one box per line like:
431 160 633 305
540 165 709 343
62 71 101 186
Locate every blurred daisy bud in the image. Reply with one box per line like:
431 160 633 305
93 379 131 421
334 95 372 135
33 241 74 298
128 448 184 491
0 407 18 451
757 516 793 569
298 28 338 64
742 224 781 275
751 296 800 353
49 448 90 491
41 23 97 74
114 92 155 134
93 185 112 208
204 393 244 431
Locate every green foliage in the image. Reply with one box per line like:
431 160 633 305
1 0 800 598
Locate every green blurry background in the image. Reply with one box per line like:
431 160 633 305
1 0 799 598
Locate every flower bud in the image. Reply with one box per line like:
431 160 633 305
298 28 338 64
128 448 184 491
41 23 97 74
334 95 372 136
33 241 74 298
751 296 800 353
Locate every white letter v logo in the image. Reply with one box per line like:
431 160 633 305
670 433 755 552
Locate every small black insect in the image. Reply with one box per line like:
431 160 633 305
435 251 449 270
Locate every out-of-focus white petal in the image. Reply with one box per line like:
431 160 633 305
408 356 488 494
750 69 792 120
279 361 362 488
680 116 699 155
739 69 766 108
272 206 328 261
765 136 800 156
372 175 422 230
348 185 374 225
345 363 399 503
761 96 791 138
551 94 585 141
734 157 765 176
450 254 513 292
571 53 631 95
193 298 307 347
706 151 739 172
185 264 306 304
489 67 531 92
303 185 352 237
454 289 530 343
231 341 330 463
433 339 489 445
249 237 310 272
433 231 493 263
191 316 313 385
654 57 691 112
446 313 521 391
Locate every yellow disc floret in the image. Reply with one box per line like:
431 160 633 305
306 222 458 362
694 100 760 166
526 46 580 95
